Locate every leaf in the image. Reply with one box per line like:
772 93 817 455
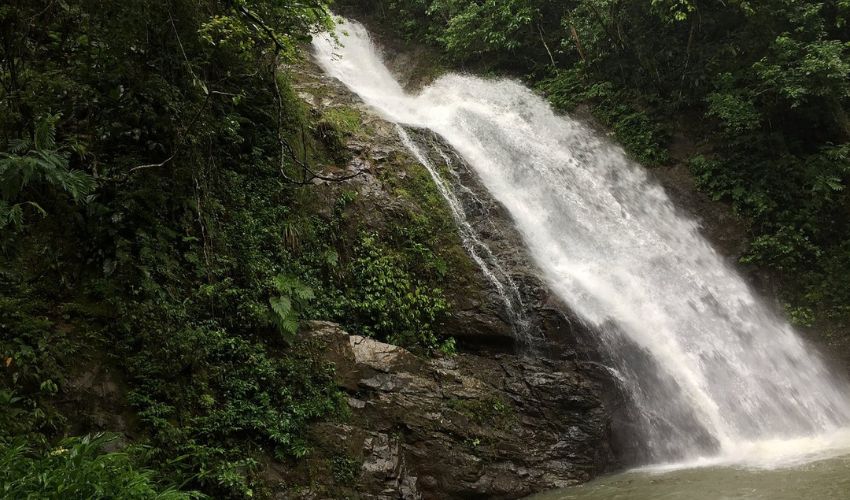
23 201 47 217
323 249 339 268
269 296 292 319
823 177 844 192
294 286 315 301
7 204 23 227
279 315 299 337
34 117 57 151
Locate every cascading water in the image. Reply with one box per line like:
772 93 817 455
312 19 850 468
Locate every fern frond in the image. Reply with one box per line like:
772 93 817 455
34 117 57 151
7 138 31 154
271 274 291 293
270 295 300 338
57 170 97 200
22 201 47 218
35 149 69 170
269 274 314 339
0 120 95 205
294 286 315 301
0 200 48 230
278 315 299 336
3 204 23 229
269 296 293 319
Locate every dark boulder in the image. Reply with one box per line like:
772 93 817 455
274 322 611 499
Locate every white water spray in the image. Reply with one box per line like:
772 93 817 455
312 19 850 467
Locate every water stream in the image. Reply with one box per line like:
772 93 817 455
395 126 531 341
312 17 850 474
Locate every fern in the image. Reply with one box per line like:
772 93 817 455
0 201 47 230
0 433 198 499
0 116 95 229
33 117 56 151
268 274 314 339
7 138 31 154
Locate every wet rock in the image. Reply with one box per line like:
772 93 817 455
291 51 607 355
284 322 611 499
57 359 134 438
276 51 617 499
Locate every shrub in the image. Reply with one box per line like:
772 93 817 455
0 434 197 499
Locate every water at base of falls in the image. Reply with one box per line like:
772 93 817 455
311 18 850 468
529 454 850 500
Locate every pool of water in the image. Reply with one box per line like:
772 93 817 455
529 455 850 500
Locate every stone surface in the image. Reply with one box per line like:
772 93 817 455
290 54 602 358
276 321 611 499
273 49 617 499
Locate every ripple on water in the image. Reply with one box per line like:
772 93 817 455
528 455 850 500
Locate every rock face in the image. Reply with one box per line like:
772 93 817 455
284 321 611 499
401 128 601 359
278 48 617 498
290 56 597 359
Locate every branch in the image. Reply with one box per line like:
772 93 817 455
568 23 586 63
128 154 175 173
270 58 363 185
169 9 206 95
305 165 364 183
536 23 556 67
233 3 288 53
277 120 364 184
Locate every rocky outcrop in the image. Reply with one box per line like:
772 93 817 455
289 55 597 359
276 45 617 498
275 321 610 499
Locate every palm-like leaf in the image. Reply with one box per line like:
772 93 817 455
34 118 56 151
0 117 95 229
269 296 293 319
268 274 314 338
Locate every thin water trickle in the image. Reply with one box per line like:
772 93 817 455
312 18 850 467
395 126 530 341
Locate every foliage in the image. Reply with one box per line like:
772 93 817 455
269 274 315 339
0 290 83 440
321 107 363 136
343 233 448 349
0 0 348 497
0 117 95 230
123 320 342 497
0 434 197 499
427 0 536 60
330 454 361 483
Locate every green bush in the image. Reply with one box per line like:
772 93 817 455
0 434 197 499
343 233 448 350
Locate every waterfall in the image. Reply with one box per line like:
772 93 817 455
312 19 850 468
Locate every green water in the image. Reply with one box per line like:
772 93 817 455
530 456 850 500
